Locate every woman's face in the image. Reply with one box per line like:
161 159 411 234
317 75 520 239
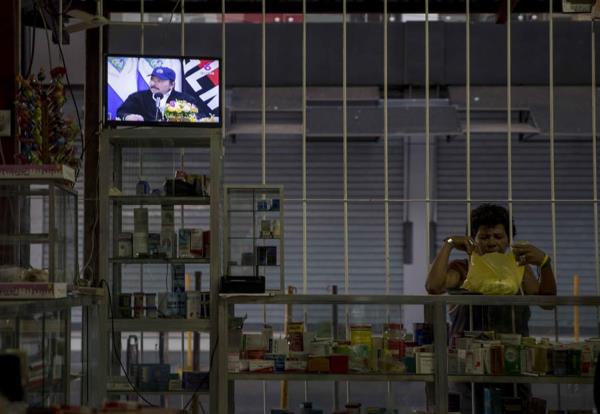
474 224 509 254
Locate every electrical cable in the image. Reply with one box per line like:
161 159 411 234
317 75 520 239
101 279 158 407
181 334 219 412
26 15 37 78
35 1 86 180
36 1 54 71
168 0 182 24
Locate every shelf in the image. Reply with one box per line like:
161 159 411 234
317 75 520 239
228 372 434 382
109 258 209 265
106 388 209 396
228 237 281 240
103 127 219 148
110 195 210 206
0 234 50 243
0 294 103 318
110 318 210 332
448 375 594 384
219 294 600 307
228 209 280 213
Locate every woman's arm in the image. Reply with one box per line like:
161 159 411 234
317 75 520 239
515 243 557 296
426 236 474 294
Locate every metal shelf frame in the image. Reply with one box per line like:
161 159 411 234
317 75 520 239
109 318 211 332
0 179 78 284
223 184 285 292
0 294 103 407
217 294 600 414
109 195 210 206
96 127 223 412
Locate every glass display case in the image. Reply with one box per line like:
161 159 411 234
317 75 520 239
223 185 284 293
0 179 77 285
0 296 102 407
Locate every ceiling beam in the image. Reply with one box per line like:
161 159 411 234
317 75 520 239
101 0 562 15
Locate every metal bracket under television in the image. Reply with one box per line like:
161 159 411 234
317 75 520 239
222 184 284 294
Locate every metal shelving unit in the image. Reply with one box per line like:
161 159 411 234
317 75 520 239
223 185 284 292
217 294 600 414
97 127 222 412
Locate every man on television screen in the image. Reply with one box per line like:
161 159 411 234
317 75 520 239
116 66 206 122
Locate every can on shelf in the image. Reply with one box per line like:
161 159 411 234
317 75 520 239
118 293 132 318
199 291 210 318
145 293 157 318
350 325 372 346
186 291 202 319
133 292 145 318
287 322 304 352
117 233 133 258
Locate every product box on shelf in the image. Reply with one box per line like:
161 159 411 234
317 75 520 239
0 164 75 183
182 371 209 391
249 359 274 373
135 364 170 392
0 282 67 299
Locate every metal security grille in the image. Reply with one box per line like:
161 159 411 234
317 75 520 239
101 0 600 411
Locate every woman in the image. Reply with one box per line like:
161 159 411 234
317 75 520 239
425 203 557 412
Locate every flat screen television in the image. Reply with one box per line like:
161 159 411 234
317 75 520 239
105 55 221 127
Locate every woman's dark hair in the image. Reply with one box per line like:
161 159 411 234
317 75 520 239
470 203 516 238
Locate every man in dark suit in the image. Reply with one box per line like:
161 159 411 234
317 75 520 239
116 66 205 122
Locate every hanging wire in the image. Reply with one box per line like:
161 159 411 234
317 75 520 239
506 0 514 245
261 0 267 185
592 8 600 329
466 0 472 238
424 0 431 284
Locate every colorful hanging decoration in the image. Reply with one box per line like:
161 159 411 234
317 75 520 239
15 67 80 169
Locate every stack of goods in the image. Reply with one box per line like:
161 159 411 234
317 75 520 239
117 205 210 260
163 170 210 197
449 331 599 377
118 268 208 320
229 321 435 375
272 403 398 414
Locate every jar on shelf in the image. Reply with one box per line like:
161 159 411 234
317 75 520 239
350 324 372 346
383 323 406 360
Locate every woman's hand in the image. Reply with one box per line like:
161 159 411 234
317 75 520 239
445 235 479 255
511 242 546 266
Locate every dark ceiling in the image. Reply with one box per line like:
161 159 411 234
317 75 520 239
49 0 568 15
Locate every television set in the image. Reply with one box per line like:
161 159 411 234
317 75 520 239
104 55 221 127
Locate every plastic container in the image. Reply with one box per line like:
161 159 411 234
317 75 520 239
383 323 405 360
350 324 372 346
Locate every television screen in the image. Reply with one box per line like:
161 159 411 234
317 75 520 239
105 55 220 126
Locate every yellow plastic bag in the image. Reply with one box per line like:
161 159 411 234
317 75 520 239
461 251 525 295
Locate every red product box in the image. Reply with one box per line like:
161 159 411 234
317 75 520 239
329 355 349 374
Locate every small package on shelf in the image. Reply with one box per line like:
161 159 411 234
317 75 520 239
307 356 330 373
190 229 204 256
148 233 161 257
118 293 132 318
133 233 148 258
249 359 274 373
160 231 176 258
134 363 170 391
284 358 307 372
265 354 286 372
172 264 185 293
257 246 277 266
182 371 209 391
186 291 202 319
118 233 133 258
178 229 193 258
